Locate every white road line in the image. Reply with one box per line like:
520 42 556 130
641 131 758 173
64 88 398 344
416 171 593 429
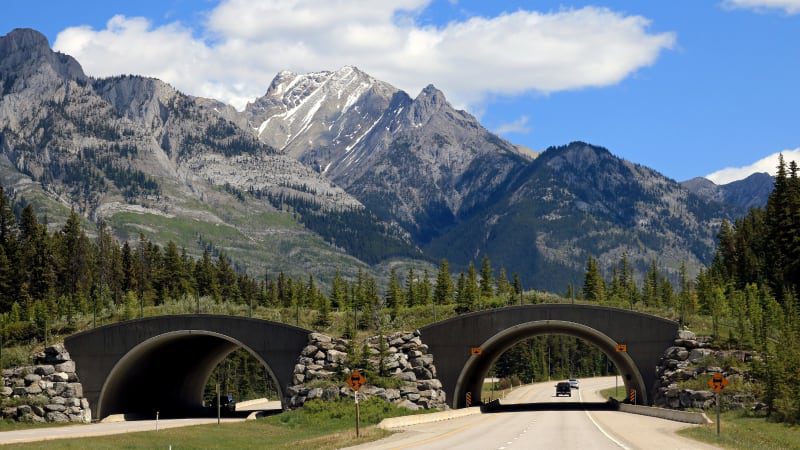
579 389 631 450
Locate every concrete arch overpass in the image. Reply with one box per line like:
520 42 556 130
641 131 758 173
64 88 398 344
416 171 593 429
64 315 310 420
65 305 677 420
419 304 678 408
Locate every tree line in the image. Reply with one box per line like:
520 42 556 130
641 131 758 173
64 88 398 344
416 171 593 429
579 155 800 423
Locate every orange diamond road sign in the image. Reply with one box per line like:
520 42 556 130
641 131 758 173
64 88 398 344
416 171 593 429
470 347 482 355
707 373 729 393
348 369 366 391
616 343 627 352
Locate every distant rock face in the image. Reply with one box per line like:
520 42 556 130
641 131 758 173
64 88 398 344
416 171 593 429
426 142 732 291
288 331 447 410
243 68 530 241
682 172 773 215
1 344 91 423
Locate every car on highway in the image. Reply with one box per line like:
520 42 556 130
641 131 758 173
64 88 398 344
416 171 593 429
555 382 572 397
569 378 580 389
207 393 236 414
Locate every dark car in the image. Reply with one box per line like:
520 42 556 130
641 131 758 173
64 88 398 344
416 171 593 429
208 393 236 413
555 382 572 397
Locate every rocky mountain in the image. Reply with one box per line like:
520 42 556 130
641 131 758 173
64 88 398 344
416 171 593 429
242 68 531 242
425 142 729 291
0 28 775 293
682 172 773 216
0 28 418 283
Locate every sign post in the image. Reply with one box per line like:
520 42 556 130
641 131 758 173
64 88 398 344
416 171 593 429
347 369 366 438
708 372 729 436
216 383 221 425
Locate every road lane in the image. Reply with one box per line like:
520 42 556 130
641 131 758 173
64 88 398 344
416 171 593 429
348 376 719 450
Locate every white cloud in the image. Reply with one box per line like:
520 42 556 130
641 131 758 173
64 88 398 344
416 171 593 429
54 1 675 110
495 115 531 135
722 0 800 14
706 148 800 184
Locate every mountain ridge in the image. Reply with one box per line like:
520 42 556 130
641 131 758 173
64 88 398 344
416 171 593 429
0 28 772 291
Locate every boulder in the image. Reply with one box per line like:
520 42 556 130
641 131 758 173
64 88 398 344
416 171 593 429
51 372 69 383
397 372 417 382
0 387 12 396
396 399 420 411
306 388 323 400
54 361 76 373
45 411 70 423
326 349 347 364
665 346 689 361
382 388 401 401
45 404 67 412
309 333 332 343
16 405 32 416
301 345 318 357
413 367 433 380
688 348 714 363
419 379 442 391
34 365 55 376
64 383 83 398
322 387 339 401
2 407 18 419
677 330 696 340
25 384 42 395
31 405 45 417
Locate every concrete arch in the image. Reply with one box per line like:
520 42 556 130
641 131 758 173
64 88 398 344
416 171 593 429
96 330 280 419
65 315 310 420
419 304 678 408
454 320 647 408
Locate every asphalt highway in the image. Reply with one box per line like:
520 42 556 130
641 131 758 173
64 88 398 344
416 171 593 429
349 376 719 450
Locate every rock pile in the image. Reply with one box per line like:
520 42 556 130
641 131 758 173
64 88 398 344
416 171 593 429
652 330 755 410
288 331 447 411
1 344 91 423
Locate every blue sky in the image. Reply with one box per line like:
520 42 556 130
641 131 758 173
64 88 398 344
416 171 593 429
1 0 798 183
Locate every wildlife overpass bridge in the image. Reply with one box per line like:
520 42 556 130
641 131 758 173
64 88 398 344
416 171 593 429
65 305 677 420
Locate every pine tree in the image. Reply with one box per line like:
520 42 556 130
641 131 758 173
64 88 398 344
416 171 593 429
385 268 404 319
581 256 605 303
512 273 522 304
480 256 494 298
496 267 512 297
433 259 454 305
416 270 432 305
405 268 416 307
330 269 347 309
643 259 659 307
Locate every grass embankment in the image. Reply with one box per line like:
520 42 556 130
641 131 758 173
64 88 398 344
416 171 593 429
0 420 76 432
598 386 627 402
4 398 427 449
481 381 516 403
678 411 800 449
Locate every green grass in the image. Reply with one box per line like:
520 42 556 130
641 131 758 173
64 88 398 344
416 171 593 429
4 398 423 449
0 420 77 432
679 411 800 449
599 387 627 402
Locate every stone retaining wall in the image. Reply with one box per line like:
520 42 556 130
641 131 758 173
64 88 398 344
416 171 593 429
652 330 756 410
288 331 447 411
1 344 91 423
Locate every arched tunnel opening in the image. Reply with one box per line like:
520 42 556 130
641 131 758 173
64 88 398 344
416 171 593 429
454 320 646 409
97 331 281 420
